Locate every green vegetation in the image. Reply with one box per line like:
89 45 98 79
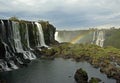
74 68 88 83
104 29 120 49
44 43 120 59
40 43 120 81
89 77 99 83
9 16 19 21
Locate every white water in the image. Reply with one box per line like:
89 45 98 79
12 21 24 52
25 24 33 50
91 31 96 44
25 24 30 49
12 21 36 60
1 20 12 58
96 31 105 47
23 51 36 60
16 58 23 64
9 61 18 69
35 22 48 47
2 42 12 58
0 61 11 71
54 31 62 43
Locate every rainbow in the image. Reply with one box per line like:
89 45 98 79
70 31 93 44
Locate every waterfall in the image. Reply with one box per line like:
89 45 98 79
9 60 18 69
54 31 63 43
35 22 48 47
96 31 105 47
12 21 36 60
25 24 33 50
12 21 23 52
0 60 11 71
92 31 96 44
0 19 54 71
55 31 59 42
25 24 30 49
8 20 16 53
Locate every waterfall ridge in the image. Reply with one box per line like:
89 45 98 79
0 20 51 71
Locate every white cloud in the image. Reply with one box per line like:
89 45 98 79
0 0 120 29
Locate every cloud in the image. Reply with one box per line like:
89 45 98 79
0 0 120 29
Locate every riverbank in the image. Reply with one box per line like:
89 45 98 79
36 43 120 82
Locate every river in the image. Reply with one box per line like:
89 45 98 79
0 58 116 83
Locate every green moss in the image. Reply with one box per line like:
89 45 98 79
104 29 120 49
89 77 99 83
9 16 19 21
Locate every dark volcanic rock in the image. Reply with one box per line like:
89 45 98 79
74 68 88 83
40 21 58 45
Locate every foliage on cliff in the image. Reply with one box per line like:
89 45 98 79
104 29 120 49
39 20 57 45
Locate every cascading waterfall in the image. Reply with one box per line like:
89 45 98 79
0 20 18 71
35 22 48 47
54 31 66 43
12 21 23 52
9 60 18 69
0 19 55 71
25 24 30 49
91 31 96 44
12 21 36 60
95 30 105 47
0 60 11 71
55 31 58 41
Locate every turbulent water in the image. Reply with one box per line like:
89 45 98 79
0 58 116 83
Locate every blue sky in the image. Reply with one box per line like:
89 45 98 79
0 0 120 30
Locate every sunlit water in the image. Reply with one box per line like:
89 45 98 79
0 58 116 83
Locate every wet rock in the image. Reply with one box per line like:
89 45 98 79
0 41 6 59
74 68 88 83
89 77 101 83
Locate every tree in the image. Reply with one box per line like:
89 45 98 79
9 16 19 21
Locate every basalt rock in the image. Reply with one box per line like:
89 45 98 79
0 19 57 71
40 21 58 45
74 68 88 83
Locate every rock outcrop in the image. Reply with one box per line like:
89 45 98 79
74 68 88 83
0 19 56 71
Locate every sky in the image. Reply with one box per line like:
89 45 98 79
0 0 120 30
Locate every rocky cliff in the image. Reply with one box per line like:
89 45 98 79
0 19 56 71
